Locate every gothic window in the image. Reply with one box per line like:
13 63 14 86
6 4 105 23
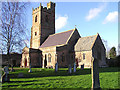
35 15 37 22
45 15 48 23
48 53 51 62
83 53 85 60
35 32 37 36
62 53 65 62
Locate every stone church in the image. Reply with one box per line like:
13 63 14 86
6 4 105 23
21 2 106 68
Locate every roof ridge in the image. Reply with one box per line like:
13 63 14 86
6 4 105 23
49 29 74 37
80 34 97 38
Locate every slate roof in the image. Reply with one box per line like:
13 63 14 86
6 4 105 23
75 34 97 51
40 29 74 48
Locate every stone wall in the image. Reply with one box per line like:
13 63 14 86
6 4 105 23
75 50 92 68
2 53 22 67
30 48 42 68
21 47 30 67
40 46 56 68
92 35 106 67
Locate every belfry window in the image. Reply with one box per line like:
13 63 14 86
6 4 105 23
48 53 51 62
35 32 37 36
35 15 37 22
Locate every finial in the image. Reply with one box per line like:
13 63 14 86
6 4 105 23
40 3 41 6
75 25 77 30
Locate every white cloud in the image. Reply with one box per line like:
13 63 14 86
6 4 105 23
86 3 106 21
103 11 118 24
55 15 68 31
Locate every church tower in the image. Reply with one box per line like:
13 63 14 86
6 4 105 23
30 2 55 49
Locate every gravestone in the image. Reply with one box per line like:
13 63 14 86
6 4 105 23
73 62 76 72
55 62 58 72
81 64 84 70
68 64 72 74
91 57 100 89
1 66 10 82
28 59 32 73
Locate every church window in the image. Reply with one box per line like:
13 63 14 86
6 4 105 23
48 53 51 62
62 53 65 62
83 53 85 60
35 15 37 22
35 32 37 36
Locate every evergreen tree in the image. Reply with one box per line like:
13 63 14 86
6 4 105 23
109 47 116 59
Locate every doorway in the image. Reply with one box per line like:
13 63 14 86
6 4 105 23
44 54 47 68
25 58 27 67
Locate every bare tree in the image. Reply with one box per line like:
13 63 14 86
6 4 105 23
0 2 29 65
102 39 109 58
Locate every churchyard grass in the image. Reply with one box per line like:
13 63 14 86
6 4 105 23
1 67 119 89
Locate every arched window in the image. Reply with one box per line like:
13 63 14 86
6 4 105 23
35 32 37 36
48 53 51 62
83 53 85 60
62 53 65 62
35 15 37 22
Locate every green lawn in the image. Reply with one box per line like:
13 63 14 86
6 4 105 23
1 67 119 89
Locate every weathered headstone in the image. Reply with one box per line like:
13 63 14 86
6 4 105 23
68 64 72 74
91 57 100 89
81 64 84 70
1 66 10 82
73 62 76 72
55 62 58 72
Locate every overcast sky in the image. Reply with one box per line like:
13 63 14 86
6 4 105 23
25 2 118 53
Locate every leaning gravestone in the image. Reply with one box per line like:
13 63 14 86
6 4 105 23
73 62 76 72
91 57 100 89
68 64 72 74
1 66 10 83
55 62 58 72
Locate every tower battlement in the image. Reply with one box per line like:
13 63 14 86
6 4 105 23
32 2 55 14
47 1 55 9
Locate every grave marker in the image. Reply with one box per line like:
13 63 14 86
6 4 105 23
91 57 100 89
81 64 84 70
73 62 76 72
68 64 72 74
1 66 10 82
55 62 58 72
